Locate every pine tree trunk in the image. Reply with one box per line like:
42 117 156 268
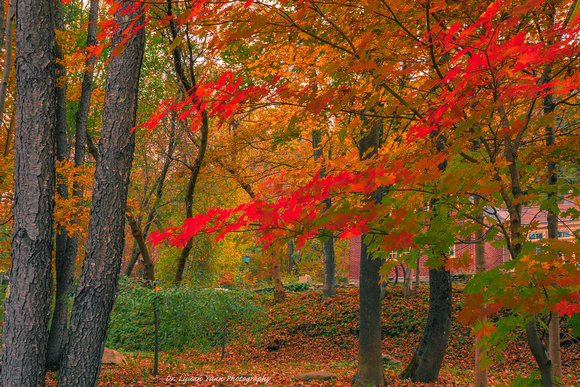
0 0 56 384
57 2 145 385
45 0 72 371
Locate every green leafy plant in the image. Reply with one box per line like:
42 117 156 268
106 279 266 352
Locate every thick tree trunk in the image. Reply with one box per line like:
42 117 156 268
46 0 71 371
353 106 385 386
352 234 386 387
57 2 145 386
400 266 452 382
0 0 56 385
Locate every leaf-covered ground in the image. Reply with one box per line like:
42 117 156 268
47 285 580 386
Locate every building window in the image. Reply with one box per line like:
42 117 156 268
388 251 397 260
558 231 571 238
529 233 543 240
449 245 455 257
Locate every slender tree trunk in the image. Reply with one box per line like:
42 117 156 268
167 0 210 284
0 0 5 48
403 263 413 298
0 0 14 128
401 137 452 383
414 255 420 290
526 319 556 387
272 252 285 303
474 197 488 387
3 115 14 156
57 3 145 385
126 211 155 282
46 0 70 371
125 124 175 277
0 0 56 384
312 129 336 300
352 107 386 386
47 0 100 371
544 89 562 385
173 124 208 284
287 238 295 274
400 266 452 382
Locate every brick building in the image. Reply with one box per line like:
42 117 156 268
348 199 579 283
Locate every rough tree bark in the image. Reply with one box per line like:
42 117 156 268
46 0 100 371
0 0 56 385
352 112 386 387
46 0 71 371
57 2 145 385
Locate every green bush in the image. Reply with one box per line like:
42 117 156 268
285 283 309 292
106 280 266 352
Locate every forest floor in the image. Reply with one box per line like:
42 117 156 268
46 285 580 386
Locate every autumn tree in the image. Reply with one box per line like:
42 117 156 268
57 1 146 385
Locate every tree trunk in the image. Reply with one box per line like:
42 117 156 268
352 234 386 387
545 87 562 385
126 211 155 282
46 0 71 371
414 255 420 290
526 319 555 387
168 4 210 283
0 0 56 385
400 266 452 382
0 0 14 129
287 238 295 274
57 2 145 385
403 264 413 298
273 253 285 303
125 124 175 277
352 105 385 386
474 197 488 387
312 129 335 300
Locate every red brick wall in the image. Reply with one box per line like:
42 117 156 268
348 235 508 282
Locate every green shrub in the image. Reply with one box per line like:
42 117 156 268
106 280 266 352
285 283 309 292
